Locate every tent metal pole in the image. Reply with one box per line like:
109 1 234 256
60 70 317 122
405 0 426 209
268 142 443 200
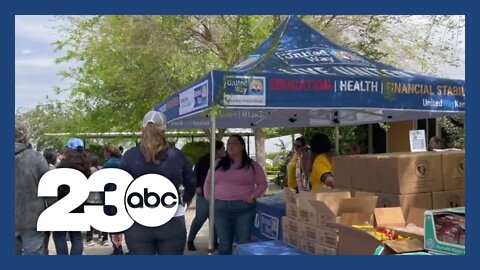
208 114 216 255
335 126 339 155
435 119 441 137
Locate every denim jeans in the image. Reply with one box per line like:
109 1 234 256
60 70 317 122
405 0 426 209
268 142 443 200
15 229 44 255
124 216 186 255
187 195 218 243
52 231 83 255
214 199 256 255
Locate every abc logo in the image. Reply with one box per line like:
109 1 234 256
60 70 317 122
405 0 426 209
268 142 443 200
37 168 179 232
125 174 179 227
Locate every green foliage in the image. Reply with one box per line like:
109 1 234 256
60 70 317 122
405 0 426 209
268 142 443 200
181 141 210 164
438 116 465 148
19 15 463 149
266 164 280 172
16 100 76 151
87 144 106 165
304 125 368 154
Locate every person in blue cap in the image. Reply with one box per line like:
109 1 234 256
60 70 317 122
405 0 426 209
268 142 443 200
52 137 90 255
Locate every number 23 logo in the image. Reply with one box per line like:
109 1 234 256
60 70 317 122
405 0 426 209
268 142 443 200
37 168 179 232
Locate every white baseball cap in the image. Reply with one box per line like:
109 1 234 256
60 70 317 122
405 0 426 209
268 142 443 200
142 111 167 130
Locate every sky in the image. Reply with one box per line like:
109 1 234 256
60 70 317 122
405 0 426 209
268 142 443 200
15 15 71 113
14 15 465 153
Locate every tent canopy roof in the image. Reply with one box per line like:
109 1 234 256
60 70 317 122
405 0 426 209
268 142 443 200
154 16 464 129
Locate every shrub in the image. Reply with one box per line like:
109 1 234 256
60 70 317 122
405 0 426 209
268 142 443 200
181 141 210 165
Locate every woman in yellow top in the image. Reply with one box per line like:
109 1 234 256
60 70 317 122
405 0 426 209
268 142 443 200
287 137 311 192
287 152 299 190
309 133 334 191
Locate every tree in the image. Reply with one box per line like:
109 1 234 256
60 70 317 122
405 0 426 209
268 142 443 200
16 99 75 151
44 15 463 154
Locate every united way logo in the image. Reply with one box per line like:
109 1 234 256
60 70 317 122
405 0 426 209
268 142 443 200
276 47 372 67
248 79 264 95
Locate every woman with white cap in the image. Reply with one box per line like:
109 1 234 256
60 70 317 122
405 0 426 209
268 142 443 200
119 111 196 255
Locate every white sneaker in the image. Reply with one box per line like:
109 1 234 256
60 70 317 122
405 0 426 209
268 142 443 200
86 241 95 246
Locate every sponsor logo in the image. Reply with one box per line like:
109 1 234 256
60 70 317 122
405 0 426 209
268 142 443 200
37 168 178 232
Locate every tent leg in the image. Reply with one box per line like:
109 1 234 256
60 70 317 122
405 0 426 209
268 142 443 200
208 115 216 255
368 124 373 154
335 126 339 155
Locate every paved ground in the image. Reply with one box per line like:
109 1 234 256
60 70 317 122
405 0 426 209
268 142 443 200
45 182 283 256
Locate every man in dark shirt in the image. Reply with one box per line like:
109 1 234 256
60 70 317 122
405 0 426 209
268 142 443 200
187 140 225 251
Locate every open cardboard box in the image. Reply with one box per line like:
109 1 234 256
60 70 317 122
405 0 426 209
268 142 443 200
297 190 351 226
326 207 426 255
305 195 378 227
374 207 425 241
328 222 424 255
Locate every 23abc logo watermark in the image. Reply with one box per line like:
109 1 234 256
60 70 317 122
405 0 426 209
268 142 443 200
37 168 179 232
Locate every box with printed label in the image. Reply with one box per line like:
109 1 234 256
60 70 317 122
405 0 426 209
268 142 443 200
282 230 301 249
432 190 465 209
440 150 464 191
377 152 443 194
302 223 338 249
424 207 465 255
376 192 432 217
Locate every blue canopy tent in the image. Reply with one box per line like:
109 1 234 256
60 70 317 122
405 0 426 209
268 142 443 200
153 16 464 252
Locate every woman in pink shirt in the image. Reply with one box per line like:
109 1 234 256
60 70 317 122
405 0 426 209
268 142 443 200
204 134 268 255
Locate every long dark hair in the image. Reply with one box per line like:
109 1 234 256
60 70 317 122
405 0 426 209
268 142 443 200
216 134 253 171
309 133 332 156
63 149 91 178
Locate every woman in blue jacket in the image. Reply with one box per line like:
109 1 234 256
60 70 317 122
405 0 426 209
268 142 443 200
119 111 196 255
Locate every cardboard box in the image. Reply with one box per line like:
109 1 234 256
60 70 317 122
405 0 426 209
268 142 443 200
297 190 351 226
307 196 378 227
374 207 425 241
284 188 297 204
332 155 353 188
298 239 338 255
282 230 301 249
285 187 300 219
282 216 302 235
424 207 465 255
351 155 380 192
352 190 377 197
376 192 432 217
441 151 465 190
328 222 424 255
315 243 337 255
302 223 338 248
286 199 299 220
377 152 443 194
432 190 465 209
299 239 317 255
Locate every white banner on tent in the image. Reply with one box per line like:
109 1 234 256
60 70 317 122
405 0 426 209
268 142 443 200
179 81 208 116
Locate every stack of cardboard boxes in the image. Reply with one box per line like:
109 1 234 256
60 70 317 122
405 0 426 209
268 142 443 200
333 150 465 217
282 188 378 255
